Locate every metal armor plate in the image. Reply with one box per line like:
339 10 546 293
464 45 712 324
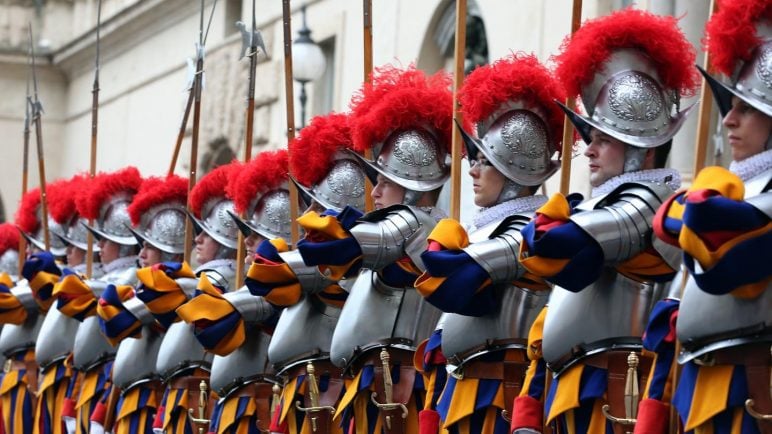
0 313 44 357
36 307 80 368
112 325 163 389
210 328 271 396
542 268 667 374
73 316 116 370
330 269 442 368
441 285 549 364
677 278 772 361
267 294 340 370
155 321 212 379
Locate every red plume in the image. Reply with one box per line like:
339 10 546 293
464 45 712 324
350 65 453 153
15 188 41 235
77 167 142 220
227 150 289 214
460 53 566 153
48 175 88 225
554 8 700 99
189 161 240 218
0 223 20 255
289 113 353 187
128 175 188 226
704 0 772 76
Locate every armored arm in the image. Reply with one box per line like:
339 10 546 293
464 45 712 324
462 215 529 284
278 249 339 295
569 182 672 264
350 205 438 272
223 287 276 324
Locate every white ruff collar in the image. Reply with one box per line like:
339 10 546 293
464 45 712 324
592 168 681 198
195 258 236 274
103 256 137 274
729 148 772 181
471 195 547 232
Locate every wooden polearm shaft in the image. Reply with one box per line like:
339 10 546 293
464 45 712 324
168 89 195 176
184 0 216 264
558 0 583 195
283 0 300 246
29 24 50 251
692 0 718 177
19 87 30 275
236 0 262 283
87 0 103 278
449 0 466 221
362 0 374 212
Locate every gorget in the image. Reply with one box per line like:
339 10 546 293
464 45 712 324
729 148 772 181
591 168 681 198
102 256 137 274
471 195 547 232
194 259 236 274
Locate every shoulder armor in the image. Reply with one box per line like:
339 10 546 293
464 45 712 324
745 170 772 197
570 182 671 263
651 236 683 271
278 249 338 294
746 191 772 219
462 214 531 284
176 277 200 299
199 263 237 292
123 296 156 326
101 266 139 287
84 279 108 297
225 287 276 324
10 282 39 313
351 205 437 271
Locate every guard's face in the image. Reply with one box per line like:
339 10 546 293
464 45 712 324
243 232 265 266
66 245 85 267
371 174 405 209
585 129 626 187
194 232 220 265
469 155 506 208
98 238 120 264
139 241 163 267
723 96 772 162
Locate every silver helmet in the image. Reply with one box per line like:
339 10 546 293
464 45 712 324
129 204 187 255
460 103 559 187
84 192 137 246
24 214 68 256
351 128 450 194
559 49 696 150
187 198 240 250
0 249 19 277
700 20 772 118
56 217 100 252
294 152 367 212
229 187 294 241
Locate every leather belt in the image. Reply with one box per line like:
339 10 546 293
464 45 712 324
233 381 275 433
286 360 345 434
361 348 416 434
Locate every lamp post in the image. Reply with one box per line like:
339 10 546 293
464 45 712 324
292 5 326 129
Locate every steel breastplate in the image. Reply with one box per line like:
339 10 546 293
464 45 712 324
268 294 340 372
542 267 667 374
0 313 44 357
73 316 116 370
35 307 80 368
211 328 271 396
156 321 212 379
112 325 163 389
330 268 442 368
441 284 549 365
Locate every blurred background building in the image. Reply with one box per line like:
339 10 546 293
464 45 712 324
0 0 716 224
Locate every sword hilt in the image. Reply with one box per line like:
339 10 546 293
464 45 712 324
187 380 210 434
307 362 321 408
380 348 394 404
602 352 639 432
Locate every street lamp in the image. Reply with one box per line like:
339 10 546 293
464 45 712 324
292 5 326 129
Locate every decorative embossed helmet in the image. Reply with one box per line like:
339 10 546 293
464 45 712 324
51 174 97 252
554 9 700 152
0 223 20 277
188 162 240 250
127 175 188 255
349 65 453 200
290 112 367 212
700 0 772 118
459 53 566 187
227 149 300 241
78 167 143 246
15 182 70 256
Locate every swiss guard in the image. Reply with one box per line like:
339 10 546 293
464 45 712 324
177 150 291 434
93 174 188 434
517 9 700 434
412 53 565 434
293 65 452 434
640 0 772 433
243 112 367 434
139 162 240 434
